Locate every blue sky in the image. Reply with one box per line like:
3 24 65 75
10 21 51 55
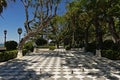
0 0 67 43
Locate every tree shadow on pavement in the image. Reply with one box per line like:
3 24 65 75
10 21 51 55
29 51 66 58
0 58 54 80
63 51 120 80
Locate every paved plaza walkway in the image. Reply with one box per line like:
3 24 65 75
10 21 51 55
0 49 120 80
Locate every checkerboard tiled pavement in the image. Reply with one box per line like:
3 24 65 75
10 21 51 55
0 49 120 80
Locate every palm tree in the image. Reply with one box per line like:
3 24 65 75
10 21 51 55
0 0 15 14
0 0 7 14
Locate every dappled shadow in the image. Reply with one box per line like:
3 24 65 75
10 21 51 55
0 58 54 80
29 51 66 58
1 50 119 80
63 51 120 80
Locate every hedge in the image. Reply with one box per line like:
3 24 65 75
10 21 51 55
23 41 34 52
22 49 28 56
5 41 18 51
86 41 96 54
101 50 120 60
35 37 47 46
0 50 18 62
49 46 56 50
65 45 71 50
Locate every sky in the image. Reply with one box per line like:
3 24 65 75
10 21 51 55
0 0 67 43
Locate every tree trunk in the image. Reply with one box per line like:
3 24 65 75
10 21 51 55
19 32 35 49
17 31 38 58
17 12 55 57
72 31 75 48
95 26 103 50
84 26 89 52
56 41 59 49
94 17 103 57
108 17 120 43
18 0 59 58
17 50 23 58
108 17 120 51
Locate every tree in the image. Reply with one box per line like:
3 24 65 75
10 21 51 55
5 40 18 50
20 0 61 46
0 0 15 14
49 15 64 48
63 1 82 48
57 0 120 60
79 12 92 51
17 0 61 57
0 0 7 14
35 37 47 46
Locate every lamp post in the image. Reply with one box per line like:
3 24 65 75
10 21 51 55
17 28 22 58
4 30 7 46
17 28 22 49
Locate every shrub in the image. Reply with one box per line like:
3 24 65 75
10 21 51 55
22 49 28 56
0 50 18 62
23 41 34 52
35 37 47 46
5 41 18 50
101 50 120 60
86 41 96 54
65 45 71 50
112 43 120 51
49 41 55 46
49 46 55 50
78 42 84 48
103 40 114 50
37 46 49 48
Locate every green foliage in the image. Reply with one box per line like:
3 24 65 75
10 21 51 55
102 40 120 52
23 41 34 52
5 41 18 51
0 0 7 13
86 41 96 54
62 0 120 53
48 15 63 47
49 41 55 46
37 46 49 48
35 37 47 46
102 42 120 60
78 41 84 48
49 46 56 50
22 49 28 56
101 50 120 60
65 45 71 50
63 36 72 46
103 40 114 50
112 43 120 51
0 50 18 62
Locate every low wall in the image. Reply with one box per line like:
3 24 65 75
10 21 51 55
38 48 49 51
34 48 49 53
0 47 6 51
34 48 66 53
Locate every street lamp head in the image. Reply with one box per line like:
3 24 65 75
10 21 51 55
18 28 22 35
4 30 7 35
